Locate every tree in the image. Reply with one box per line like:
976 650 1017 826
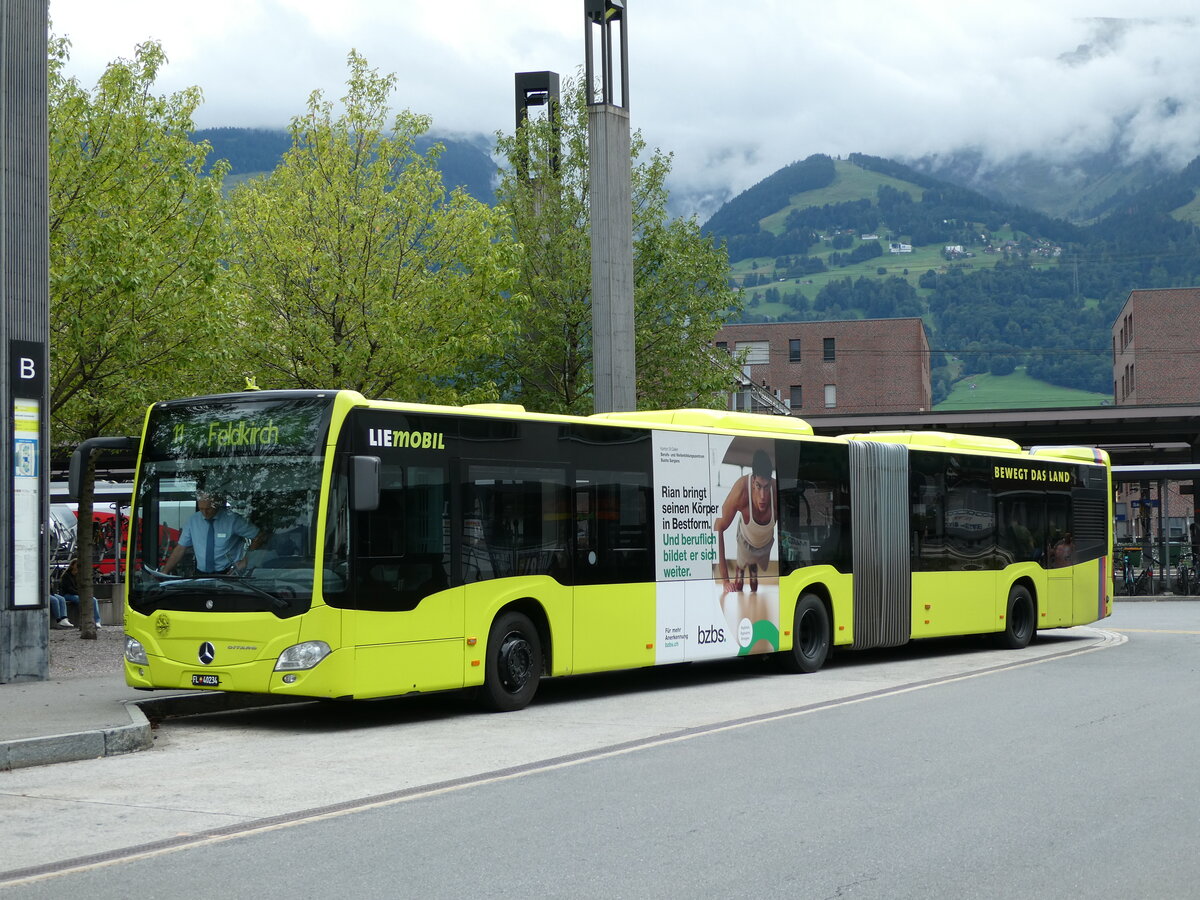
48 37 230 445
226 52 518 401
493 77 739 414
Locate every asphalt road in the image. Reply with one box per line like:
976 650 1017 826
2 603 1194 898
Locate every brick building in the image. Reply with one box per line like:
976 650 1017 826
1112 287 1200 405
1111 287 1200 544
714 318 931 416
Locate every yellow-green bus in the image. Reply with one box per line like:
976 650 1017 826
105 390 1112 711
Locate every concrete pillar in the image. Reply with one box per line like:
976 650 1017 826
588 102 635 412
0 0 50 682
584 0 635 413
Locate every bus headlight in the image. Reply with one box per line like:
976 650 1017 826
275 641 331 671
125 635 149 666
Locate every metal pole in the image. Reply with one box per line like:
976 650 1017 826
1157 479 1166 593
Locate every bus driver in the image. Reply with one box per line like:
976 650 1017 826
161 491 267 575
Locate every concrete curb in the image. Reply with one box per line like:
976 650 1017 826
1114 595 1200 602
0 703 151 771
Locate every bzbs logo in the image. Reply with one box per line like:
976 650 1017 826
696 625 725 645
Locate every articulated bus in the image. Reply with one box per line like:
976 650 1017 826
107 390 1112 711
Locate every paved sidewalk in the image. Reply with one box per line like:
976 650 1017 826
0 670 163 769
1 626 291 770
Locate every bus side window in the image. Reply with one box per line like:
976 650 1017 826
461 463 570 583
574 470 652 585
355 462 450 611
944 455 998 571
323 467 351 596
777 442 851 575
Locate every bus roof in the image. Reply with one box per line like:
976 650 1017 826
590 408 814 436
840 431 1024 454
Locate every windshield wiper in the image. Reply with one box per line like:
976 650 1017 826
139 570 294 610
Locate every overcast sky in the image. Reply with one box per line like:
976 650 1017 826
50 1 1200 215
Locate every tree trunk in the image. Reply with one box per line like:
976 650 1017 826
76 453 97 640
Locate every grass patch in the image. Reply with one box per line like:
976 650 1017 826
1171 192 1200 226
937 368 1111 410
760 160 925 235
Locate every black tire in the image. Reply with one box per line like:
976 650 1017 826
997 584 1035 649
778 593 830 674
479 610 542 712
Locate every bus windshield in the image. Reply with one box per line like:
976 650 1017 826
128 394 337 617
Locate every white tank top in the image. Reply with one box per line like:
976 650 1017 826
736 473 776 551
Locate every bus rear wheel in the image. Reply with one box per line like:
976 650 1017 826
997 584 1035 650
778 593 830 674
479 611 542 712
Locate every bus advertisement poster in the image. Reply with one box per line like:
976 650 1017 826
651 431 781 664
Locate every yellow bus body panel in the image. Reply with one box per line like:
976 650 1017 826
910 570 1003 639
572 582 656 673
123 606 303 693
353 639 465 699
778 568 854 647
462 576 574 687
349 587 466 699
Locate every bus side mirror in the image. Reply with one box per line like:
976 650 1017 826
68 436 139 500
352 456 380 512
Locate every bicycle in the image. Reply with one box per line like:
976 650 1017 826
1176 554 1196 596
1121 553 1137 596
1133 554 1159 596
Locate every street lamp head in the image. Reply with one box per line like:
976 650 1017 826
585 0 624 23
583 0 629 108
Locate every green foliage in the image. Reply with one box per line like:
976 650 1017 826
493 77 738 414
48 36 230 445
704 154 835 238
810 276 921 320
225 52 518 402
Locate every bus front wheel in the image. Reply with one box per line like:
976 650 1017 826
778 593 830 674
997 584 1035 650
479 610 542 712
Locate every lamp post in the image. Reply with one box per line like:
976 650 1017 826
514 70 561 182
584 0 635 413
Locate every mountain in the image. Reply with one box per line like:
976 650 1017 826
907 147 1176 225
192 127 498 202
700 151 1200 405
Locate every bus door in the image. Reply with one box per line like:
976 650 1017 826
345 453 464 694
459 460 573 676
1043 495 1073 626
571 467 654 672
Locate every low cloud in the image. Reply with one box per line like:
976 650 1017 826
53 1 1199 217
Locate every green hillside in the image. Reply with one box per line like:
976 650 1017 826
727 155 1056 323
759 160 925 235
1171 191 1200 226
704 150 1200 409
936 368 1110 411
